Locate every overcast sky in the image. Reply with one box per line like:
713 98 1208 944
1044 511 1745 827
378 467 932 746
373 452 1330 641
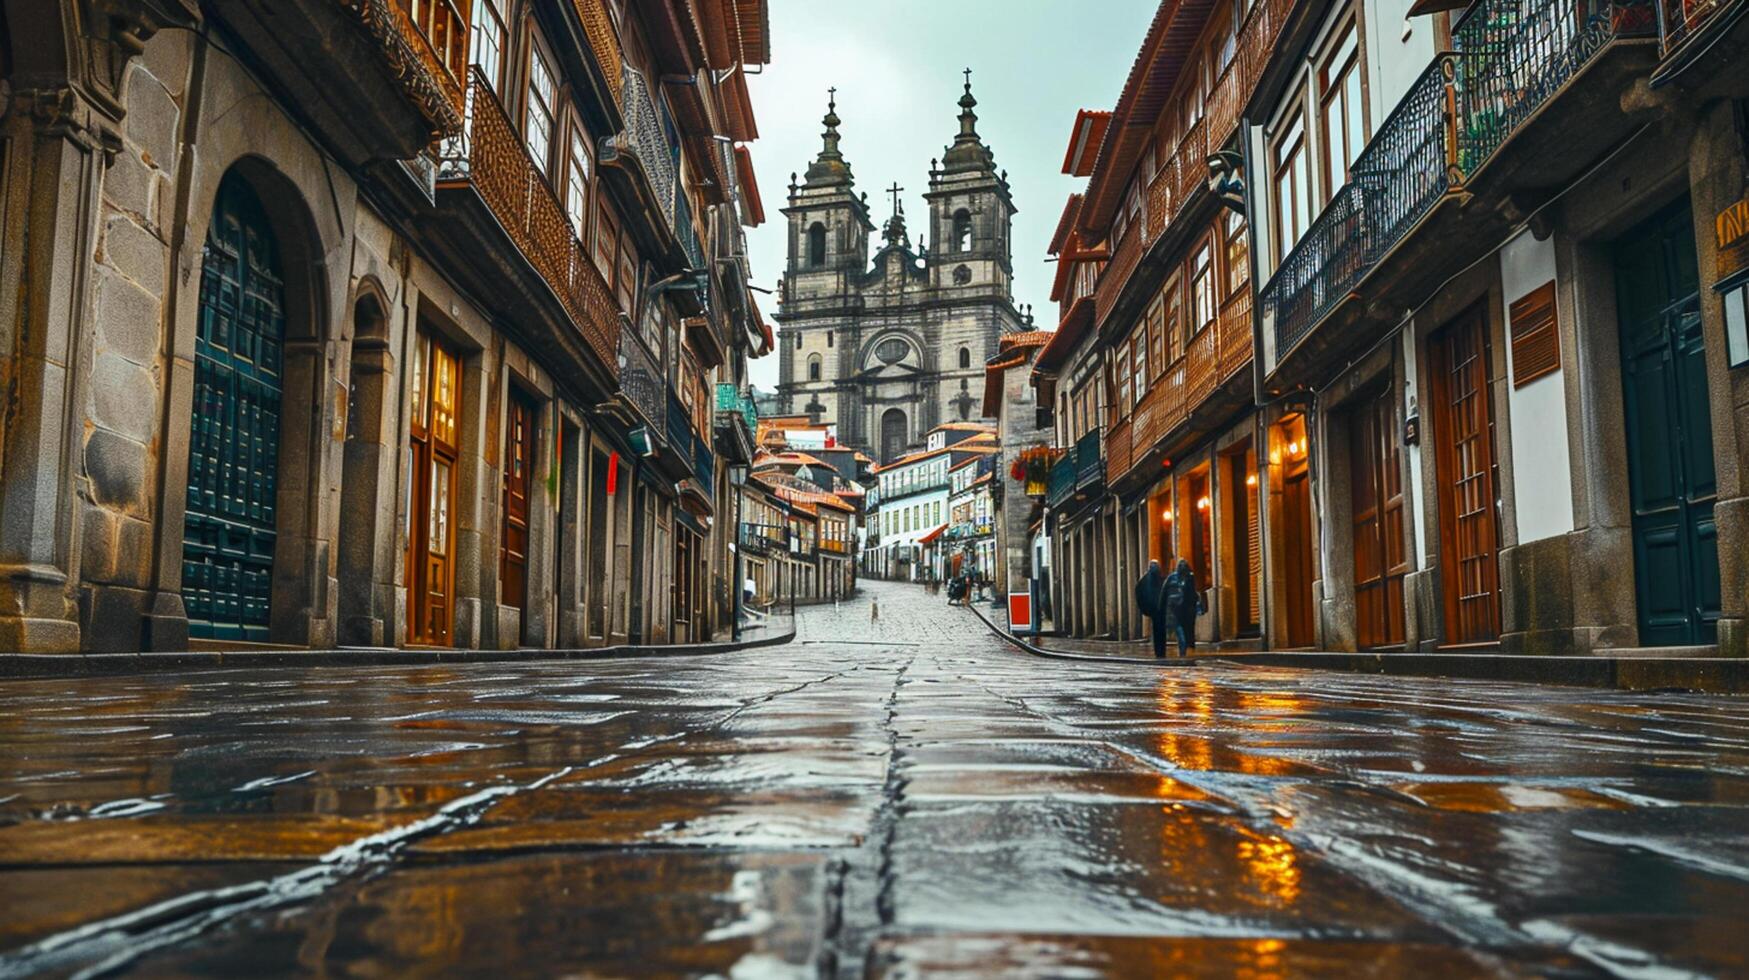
740 0 1159 390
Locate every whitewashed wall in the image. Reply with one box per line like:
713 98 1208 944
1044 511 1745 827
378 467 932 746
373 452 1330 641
1499 231 1575 543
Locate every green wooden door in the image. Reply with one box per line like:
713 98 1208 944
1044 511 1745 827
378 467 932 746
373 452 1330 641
184 174 285 641
1615 199 1719 646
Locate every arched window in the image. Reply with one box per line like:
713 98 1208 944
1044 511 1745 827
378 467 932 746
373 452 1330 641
958 347 971 369
952 209 973 252
880 408 907 464
807 353 822 381
807 222 827 267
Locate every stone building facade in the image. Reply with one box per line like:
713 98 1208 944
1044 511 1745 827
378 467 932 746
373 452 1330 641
774 80 1028 465
0 0 775 654
1030 0 1749 660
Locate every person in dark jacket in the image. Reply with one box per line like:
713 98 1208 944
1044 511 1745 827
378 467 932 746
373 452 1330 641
1135 560 1170 659
1163 559 1205 657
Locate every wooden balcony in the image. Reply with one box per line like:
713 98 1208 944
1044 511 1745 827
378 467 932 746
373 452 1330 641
1106 417 1133 486
1145 158 1175 244
1095 223 1142 328
430 68 621 396
1104 293 1256 491
211 0 467 167
1217 290 1253 383
573 0 624 107
1205 58 1243 151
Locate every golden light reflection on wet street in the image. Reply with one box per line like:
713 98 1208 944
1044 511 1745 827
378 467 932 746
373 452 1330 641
1 580 1746 977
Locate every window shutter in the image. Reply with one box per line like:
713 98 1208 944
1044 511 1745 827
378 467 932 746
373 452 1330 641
1509 281 1560 388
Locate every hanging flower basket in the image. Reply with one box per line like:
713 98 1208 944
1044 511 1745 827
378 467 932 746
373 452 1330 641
1010 446 1062 497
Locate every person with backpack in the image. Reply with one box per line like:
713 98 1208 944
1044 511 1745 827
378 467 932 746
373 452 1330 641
1134 559 1170 659
1163 558 1206 657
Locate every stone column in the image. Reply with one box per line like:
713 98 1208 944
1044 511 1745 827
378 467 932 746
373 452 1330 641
0 88 120 652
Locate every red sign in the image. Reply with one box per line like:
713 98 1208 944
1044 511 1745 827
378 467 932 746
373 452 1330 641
606 451 619 495
1007 592 1033 632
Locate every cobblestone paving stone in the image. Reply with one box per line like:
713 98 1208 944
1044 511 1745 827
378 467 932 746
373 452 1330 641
0 580 1746 977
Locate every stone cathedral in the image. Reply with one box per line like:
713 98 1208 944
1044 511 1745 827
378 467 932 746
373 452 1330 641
775 76 1029 464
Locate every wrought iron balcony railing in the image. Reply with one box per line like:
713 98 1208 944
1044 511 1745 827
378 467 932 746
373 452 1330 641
438 67 621 371
1046 446 1079 509
1075 427 1104 490
617 330 664 432
1656 0 1733 56
715 383 758 431
739 522 788 554
666 387 694 459
383 0 467 128
1453 0 1655 176
693 433 715 490
1261 61 1455 361
619 65 679 233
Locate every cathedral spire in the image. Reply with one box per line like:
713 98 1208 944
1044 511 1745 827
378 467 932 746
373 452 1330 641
803 88 854 189
941 68 995 174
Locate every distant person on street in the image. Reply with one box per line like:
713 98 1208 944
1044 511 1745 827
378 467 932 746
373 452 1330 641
870 595 879 623
1135 559 1169 659
1164 558 1206 657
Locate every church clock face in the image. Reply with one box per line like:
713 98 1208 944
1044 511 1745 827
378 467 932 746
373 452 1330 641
954 265 972 285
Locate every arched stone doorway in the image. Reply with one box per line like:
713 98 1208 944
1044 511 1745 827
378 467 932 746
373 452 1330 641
338 290 392 646
179 163 330 646
182 172 287 641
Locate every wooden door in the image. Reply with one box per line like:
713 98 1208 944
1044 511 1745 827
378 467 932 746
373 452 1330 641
500 387 536 622
1350 386 1407 649
1232 448 1262 636
1616 199 1720 645
1430 307 1502 645
1281 462 1315 648
407 333 461 645
185 173 286 641
1186 470 1212 585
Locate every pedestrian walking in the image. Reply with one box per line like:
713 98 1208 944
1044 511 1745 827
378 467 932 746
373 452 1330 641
1164 558 1205 657
1135 559 1170 659
870 595 880 623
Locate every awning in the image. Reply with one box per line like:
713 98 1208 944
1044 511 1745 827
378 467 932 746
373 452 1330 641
918 524 948 545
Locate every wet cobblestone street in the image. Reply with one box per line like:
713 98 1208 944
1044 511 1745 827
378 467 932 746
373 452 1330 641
2 580 1747 977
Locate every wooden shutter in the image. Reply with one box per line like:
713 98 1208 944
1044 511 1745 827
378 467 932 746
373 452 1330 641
1509 282 1560 388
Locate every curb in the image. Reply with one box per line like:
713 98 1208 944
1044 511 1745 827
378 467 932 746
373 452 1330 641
961 602 1747 695
962 602 1202 667
1218 650 1749 694
0 625 798 681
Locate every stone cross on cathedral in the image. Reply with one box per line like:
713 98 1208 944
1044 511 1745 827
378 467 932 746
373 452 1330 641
887 182 904 217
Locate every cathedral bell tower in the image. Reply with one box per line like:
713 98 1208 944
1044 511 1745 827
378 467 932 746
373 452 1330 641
925 71 1016 297
776 93 875 417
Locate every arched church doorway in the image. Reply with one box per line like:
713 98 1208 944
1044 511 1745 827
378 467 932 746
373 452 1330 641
183 172 287 641
881 408 907 464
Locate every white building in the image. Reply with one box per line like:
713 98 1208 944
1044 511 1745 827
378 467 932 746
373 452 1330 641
870 423 998 580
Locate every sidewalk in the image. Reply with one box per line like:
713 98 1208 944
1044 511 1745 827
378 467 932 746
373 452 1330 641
0 616 798 681
967 605 1749 694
